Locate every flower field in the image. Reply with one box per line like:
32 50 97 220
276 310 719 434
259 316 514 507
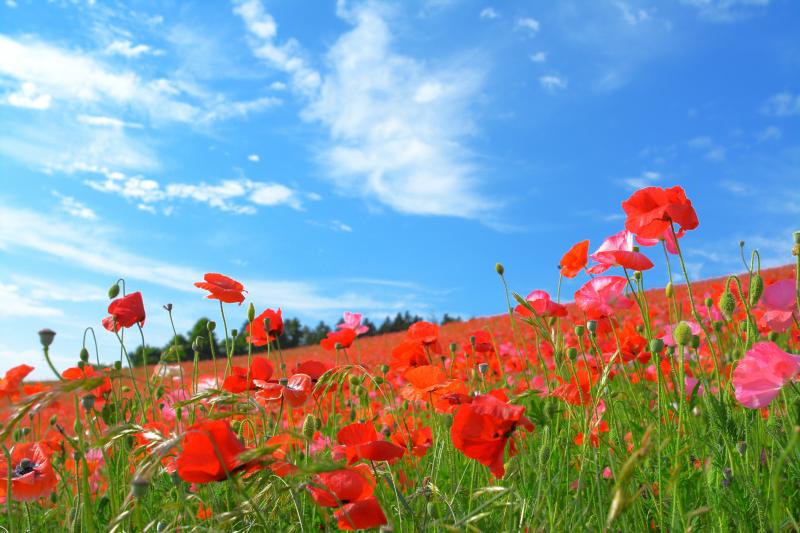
1 186 799 532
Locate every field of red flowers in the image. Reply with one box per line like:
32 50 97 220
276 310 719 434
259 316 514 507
1 185 799 532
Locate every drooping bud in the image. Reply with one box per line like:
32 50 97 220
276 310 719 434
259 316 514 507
79 347 89 362
748 275 764 306
495 263 505 276
247 302 255 323
163 303 173 312
302 414 317 440
665 282 673 298
192 336 205 353
108 283 120 299
673 322 692 346
38 328 56 348
719 290 736 320
649 338 664 354
206 320 216 332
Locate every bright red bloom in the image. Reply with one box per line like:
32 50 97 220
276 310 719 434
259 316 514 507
102 291 146 331
587 230 654 274
559 240 589 279
450 393 534 478
247 308 284 346
0 442 58 502
574 276 633 319
622 186 699 240
334 496 387 530
0 364 34 399
333 422 406 464
175 420 250 483
194 273 246 304
308 467 375 507
255 373 313 407
320 328 357 351
390 418 433 457
406 321 440 345
222 356 273 393
294 359 331 382
514 290 567 318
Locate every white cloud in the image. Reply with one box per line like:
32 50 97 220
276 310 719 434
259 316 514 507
248 153 260 162
687 135 725 161
9 275 106 303
622 170 660 189
516 17 540 33
681 0 770 22
761 92 800 117
756 125 781 142
616 2 653 25
5 82 52 110
236 1 495 219
84 171 304 213
78 114 143 129
719 179 752 195
529 51 547 63
104 40 161 58
539 75 567 91
480 7 499 19
269 81 287 91
0 283 63 318
53 191 97 220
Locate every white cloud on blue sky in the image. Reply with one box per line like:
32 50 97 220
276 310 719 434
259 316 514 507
1 0 799 377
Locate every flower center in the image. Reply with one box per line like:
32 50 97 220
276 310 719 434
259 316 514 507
13 458 36 478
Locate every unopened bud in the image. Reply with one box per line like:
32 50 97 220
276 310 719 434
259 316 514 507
206 321 216 332
247 302 255 322
495 263 505 276
163 303 173 312
448 342 458 354
634 271 642 281
665 282 673 298
673 322 692 346
192 336 204 353
690 335 700 349
113 361 122 371
704 297 713 309
649 338 664 354
719 291 736 320
478 363 489 375
81 394 96 411
566 347 578 360
574 325 585 337
379 364 389 374
302 414 317 440
108 283 120 299
131 477 149 499
79 348 89 362
231 328 238 338
748 275 764 306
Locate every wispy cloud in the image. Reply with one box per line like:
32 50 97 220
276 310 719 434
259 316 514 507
687 135 726 161
680 0 771 23
104 40 162 58
53 191 98 220
539 75 567 91
621 170 660 189
4 81 51 110
761 92 800 117
516 17 541 33
479 7 499 20
529 51 547 63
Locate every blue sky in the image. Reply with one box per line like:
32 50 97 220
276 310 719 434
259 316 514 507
1 0 798 378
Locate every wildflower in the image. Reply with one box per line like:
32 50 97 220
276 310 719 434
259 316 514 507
338 312 369 335
255 373 313 407
586 230 654 274
308 467 387 530
175 419 252 483
320 328 357 351
514 290 568 318
759 279 798 332
0 364 34 400
450 392 534 478
222 356 274 393
622 186 699 239
390 418 433 457
0 442 58 502
732 342 800 409
406 321 440 345
559 240 589 278
574 276 633 319
102 291 146 331
193 273 246 304
247 308 284 346
332 422 406 464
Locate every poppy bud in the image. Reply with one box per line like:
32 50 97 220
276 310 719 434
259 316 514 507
108 283 120 299
718 291 736 320
478 363 489 375
574 325 585 337
748 275 764 306
402 400 409 411
163 303 173 312
348 375 361 387
449 342 458 355
768 331 779 342
649 338 664 354
114 361 122 371
673 322 692 346
690 335 700 349
586 320 597 334
495 263 504 275
566 347 577 360
206 321 216 332
247 302 255 323
548 317 557 327
302 414 316 440
38 328 56 348
131 477 149 499
78 360 86 369
49 415 58 426
374 376 384 385
80 348 89 362
279 377 288 386
379 364 389 375
713 321 723 333
704 297 713 309
192 336 205 353
81 394 96 411
230 329 238 338
665 282 673 298
634 271 642 281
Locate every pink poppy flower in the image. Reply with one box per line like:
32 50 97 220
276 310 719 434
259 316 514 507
635 227 684 255
586 230 654 274
732 342 800 409
759 279 798 333
574 276 633 319
514 290 567 318
337 312 369 336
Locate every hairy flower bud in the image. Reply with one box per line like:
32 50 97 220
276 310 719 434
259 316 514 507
495 262 505 276
673 322 692 346
79 347 89 362
649 338 664 354
108 283 120 299
247 302 255 323
665 282 673 298
748 275 764 306
302 414 317 440
38 328 56 348
719 290 736 320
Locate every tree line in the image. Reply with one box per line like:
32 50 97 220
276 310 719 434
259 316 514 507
131 311 462 365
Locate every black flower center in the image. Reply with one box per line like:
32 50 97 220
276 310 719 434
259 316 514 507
12 458 36 478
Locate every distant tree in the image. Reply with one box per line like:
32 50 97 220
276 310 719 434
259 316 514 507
131 344 161 366
441 313 462 324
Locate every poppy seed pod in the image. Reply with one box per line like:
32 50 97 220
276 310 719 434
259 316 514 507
665 282 673 298
247 302 255 323
748 275 764 306
192 336 204 353
206 320 216 332
719 291 736 320
649 338 664 354
38 328 56 348
704 297 713 309
81 394 96 411
163 303 173 312
108 283 120 299
449 342 458 354
113 361 122 371
574 325 585 337
131 477 149 499
586 320 597 334
478 363 489 375
566 347 577 360
634 271 642 281
230 329 237 337
673 322 692 346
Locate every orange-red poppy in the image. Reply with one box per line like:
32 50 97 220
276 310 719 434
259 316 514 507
320 328 357 351
247 308 284 346
102 291 146 331
175 419 250 483
194 273 246 304
0 442 58 502
559 240 589 278
622 186 698 240
333 422 405 464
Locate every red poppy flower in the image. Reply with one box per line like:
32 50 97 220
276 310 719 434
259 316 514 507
401 365 467 412
255 373 313 407
320 328 357 351
406 321 439 345
333 422 406 464
0 442 58 502
559 240 589 278
308 467 375 507
390 418 433 457
295 360 331 382
0 364 34 399
587 230 654 274
463 330 494 354
247 308 284 346
194 273 246 304
450 393 534 478
222 356 273 393
574 276 633 319
390 340 430 373
622 186 699 240
102 291 146 331
514 290 567 318
175 419 250 483
334 496 388 531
